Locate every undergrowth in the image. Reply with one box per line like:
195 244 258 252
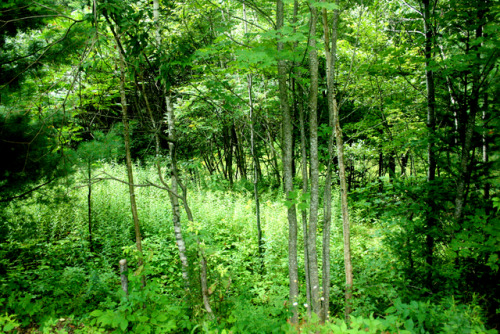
0 162 496 333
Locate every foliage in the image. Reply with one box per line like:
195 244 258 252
0 0 498 331
89 278 193 333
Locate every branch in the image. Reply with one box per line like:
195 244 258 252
99 172 151 188
0 178 55 202
0 21 80 90
385 29 425 37
398 0 423 16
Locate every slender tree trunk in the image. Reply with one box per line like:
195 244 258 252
116 42 145 286
482 98 490 203
88 159 93 253
104 13 146 286
307 3 321 316
277 0 299 323
423 0 437 291
243 1 263 265
378 151 384 192
335 97 353 320
321 1 339 321
265 123 281 186
298 91 311 318
232 124 247 180
320 4 353 318
454 13 483 224
166 96 191 292
223 126 234 186
291 0 311 317
177 179 214 317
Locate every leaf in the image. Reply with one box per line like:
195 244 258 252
312 2 339 10
3 323 16 332
90 310 103 317
120 318 128 331
385 306 396 314
298 202 308 210
208 282 217 295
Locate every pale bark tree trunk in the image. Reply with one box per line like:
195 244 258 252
321 6 354 317
277 0 299 323
119 259 129 295
166 96 191 292
482 99 490 204
307 3 321 316
321 0 339 322
152 3 212 312
335 96 353 321
146 92 213 316
152 0 190 294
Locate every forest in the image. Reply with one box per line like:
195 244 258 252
0 0 498 333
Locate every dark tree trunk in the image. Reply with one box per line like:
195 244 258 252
423 0 437 292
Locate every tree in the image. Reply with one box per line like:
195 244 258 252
277 0 299 323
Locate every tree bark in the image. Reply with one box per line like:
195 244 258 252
422 0 437 291
166 96 191 292
453 7 484 224
243 1 264 266
113 32 145 286
298 91 311 319
88 159 93 252
321 0 339 322
119 259 129 295
277 0 299 323
307 2 321 316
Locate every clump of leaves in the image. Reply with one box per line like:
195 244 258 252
90 276 193 333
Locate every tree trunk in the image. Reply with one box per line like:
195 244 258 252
307 2 321 316
378 151 384 192
223 126 234 186
119 259 129 295
298 89 311 318
454 10 484 224
166 96 191 292
277 0 299 323
422 0 437 291
88 159 93 252
243 1 263 266
113 33 145 286
321 1 339 321
335 98 353 320
232 124 247 180
290 0 311 318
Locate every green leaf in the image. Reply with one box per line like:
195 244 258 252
120 318 128 331
298 202 308 210
312 2 339 10
90 310 103 317
385 306 396 314
3 323 16 332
